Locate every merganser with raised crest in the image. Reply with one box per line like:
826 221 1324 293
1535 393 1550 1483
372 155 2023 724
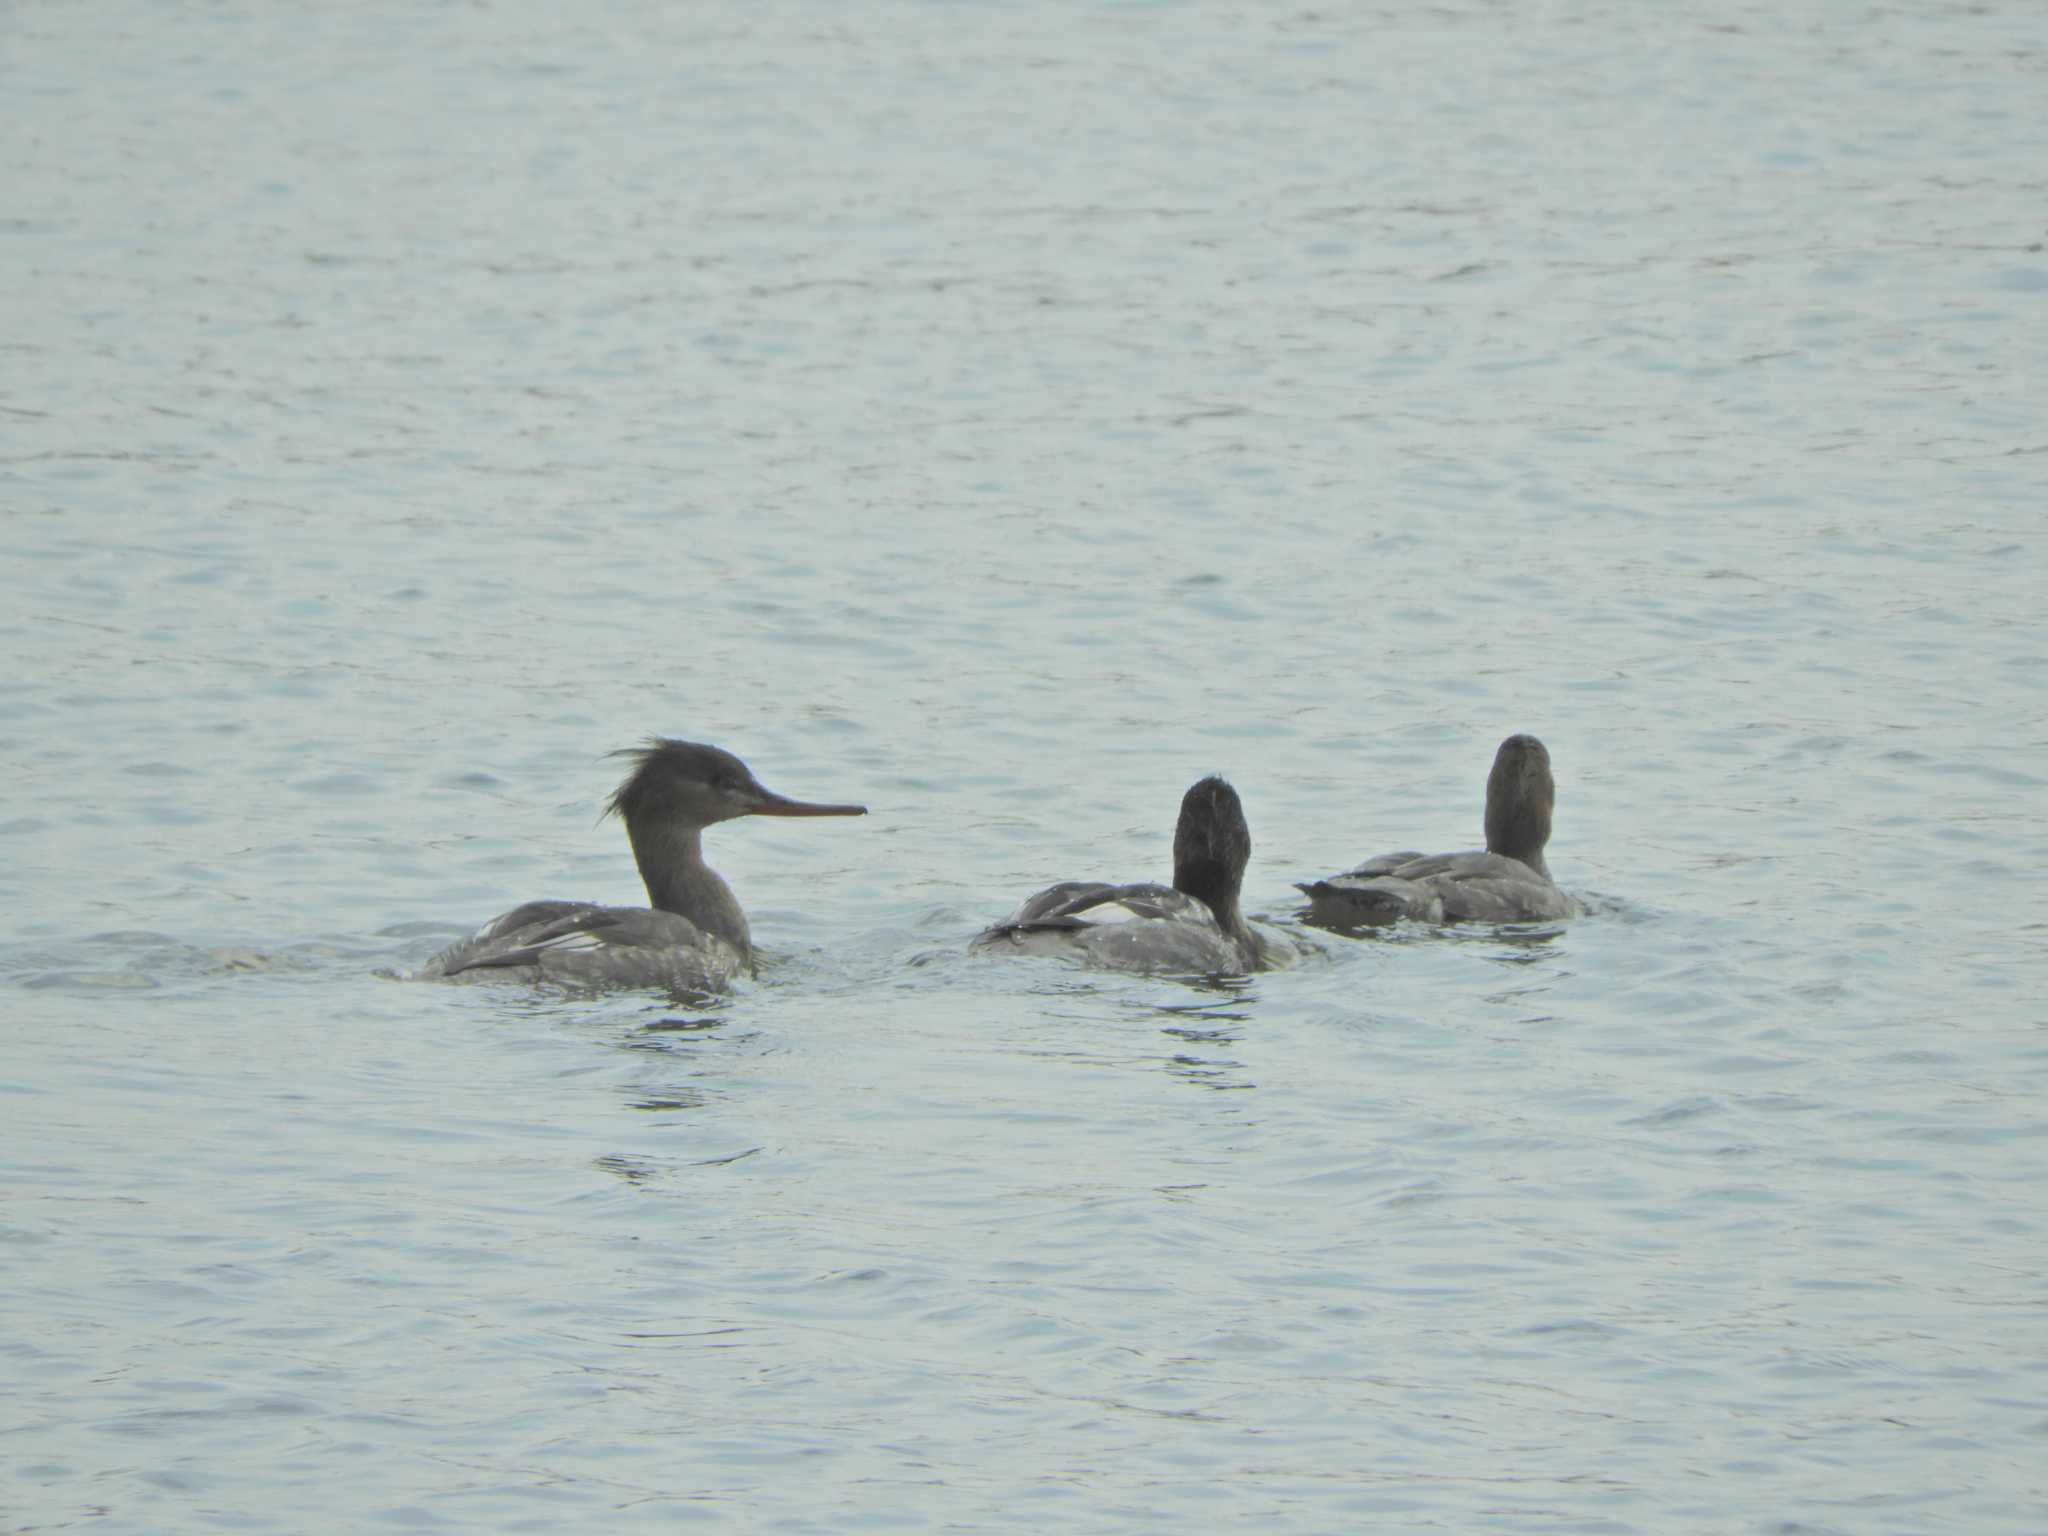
975 775 1288 974
416 739 865 991
1298 733 1574 927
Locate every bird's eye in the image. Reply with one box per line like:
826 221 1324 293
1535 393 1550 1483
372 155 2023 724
715 774 741 794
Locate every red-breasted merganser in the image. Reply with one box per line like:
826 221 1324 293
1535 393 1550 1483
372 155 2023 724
975 775 1287 974
416 739 865 991
1298 733 1575 927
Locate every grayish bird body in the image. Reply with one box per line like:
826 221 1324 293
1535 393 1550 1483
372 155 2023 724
977 776 1286 974
1299 735 1575 928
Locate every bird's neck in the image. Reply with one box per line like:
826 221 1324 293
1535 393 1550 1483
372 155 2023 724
1485 799 1551 877
626 820 751 957
1176 859 1251 944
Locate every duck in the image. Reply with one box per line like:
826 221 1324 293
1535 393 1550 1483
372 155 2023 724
975 775 1286 974
415 738 865 991
1298 733 1574 927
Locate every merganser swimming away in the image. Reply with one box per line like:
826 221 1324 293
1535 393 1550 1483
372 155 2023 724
1297 733 1574 928
416 739 866 991
975 775 1287 974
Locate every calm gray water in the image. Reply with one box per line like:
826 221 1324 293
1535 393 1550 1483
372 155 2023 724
5 2 2045 1531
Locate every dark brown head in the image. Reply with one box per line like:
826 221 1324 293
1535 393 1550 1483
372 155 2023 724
1172 775 1252 926
606 739 867 832
1483 733 1555 874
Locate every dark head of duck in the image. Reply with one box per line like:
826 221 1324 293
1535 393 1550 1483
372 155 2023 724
1171 775 1251 927
1484 733 1555 873
605 739 867 831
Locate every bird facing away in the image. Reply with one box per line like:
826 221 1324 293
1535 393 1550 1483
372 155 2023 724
1297 734 1575 928
975 775 1287 974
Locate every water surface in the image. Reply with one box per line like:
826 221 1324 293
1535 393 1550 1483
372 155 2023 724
5 2 2045 1531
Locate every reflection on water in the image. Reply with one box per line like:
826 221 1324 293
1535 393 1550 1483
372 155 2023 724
1151 992 1256 1091
634 1013 729 1038
1162 1049 1253 1093
623 1091 714 1112
594 1144 762 1184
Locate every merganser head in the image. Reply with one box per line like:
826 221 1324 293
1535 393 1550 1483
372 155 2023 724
606 739 867 832
1484 734 1555 870
1171 775 1251 919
